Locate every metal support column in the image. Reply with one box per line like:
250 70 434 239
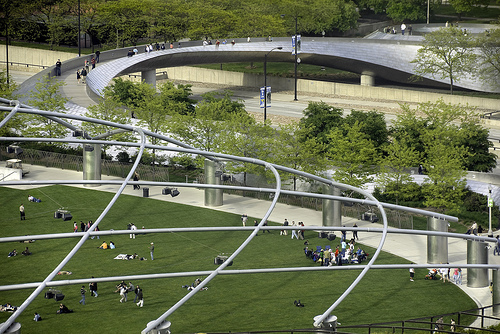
427 217 448 264
83 144 101 187
204 159 223 207
467 240 489 288
141 70 156 88
323 185 341 227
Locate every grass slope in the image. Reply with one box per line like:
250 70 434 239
0 186 476 333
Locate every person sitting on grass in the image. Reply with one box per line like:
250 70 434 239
22 247 32 256
8 249 17 257
33 312 42 321
98 241 108 249
109 241 115 249
56 303 72 314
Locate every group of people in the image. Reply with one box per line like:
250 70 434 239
425 267 462 285
202 39 235 46
76 52 99 84
98 241 115 249
280 219 306 240
74 220 100 237
304 239 368 266
7 247 32 257
114 281 144 306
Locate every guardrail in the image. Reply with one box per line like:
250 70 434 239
0 60 50 70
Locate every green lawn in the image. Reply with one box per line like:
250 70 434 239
0 186 476 334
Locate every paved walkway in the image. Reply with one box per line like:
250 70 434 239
6 164 500 328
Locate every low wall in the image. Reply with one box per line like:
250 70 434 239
162 66 500 111
0 45 75 73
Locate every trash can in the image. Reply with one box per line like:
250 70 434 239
143 187 149 198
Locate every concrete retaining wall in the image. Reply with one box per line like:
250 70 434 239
0 45 75 73
163 66 500 111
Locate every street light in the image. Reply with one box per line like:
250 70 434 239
294 16 298 101
488 184 493 237
263 47 283 121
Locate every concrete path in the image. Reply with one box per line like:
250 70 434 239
6 164 500 328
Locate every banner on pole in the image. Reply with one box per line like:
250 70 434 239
292 35 301 55
260 86 271 108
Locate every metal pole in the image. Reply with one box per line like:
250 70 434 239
294 16 298 101
5 3 9 86
489 185 493 237
427 0 430 24
78 0 81 57
264 53 267 121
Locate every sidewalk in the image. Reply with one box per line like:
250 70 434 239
7 164 500 327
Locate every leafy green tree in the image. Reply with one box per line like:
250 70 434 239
448 0 490 20
100 0 150 47
222 115 276 185
82 88 135 156
456 120 496 172
386 0 428 22
299 101 343 148
421 130 467 213
326 121 379 191
24 75 69 140
378 135 422 204
411 26 478 94
272 122 327 190
345 109 388 153
475 29 500 89
158 82 196 116
132 82 169 164
0 70 18 99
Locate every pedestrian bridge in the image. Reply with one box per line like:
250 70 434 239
86 36 499 97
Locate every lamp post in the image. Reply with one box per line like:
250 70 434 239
294 16 298 101
263 47 283 121
78 0 81 57
489 185 493 237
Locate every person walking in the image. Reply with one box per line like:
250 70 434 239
89 277 98 297
133 171 140 190
353 223 359 240
76 69 81 84
409 267 415 281
241 214 248 227
80 67 87 84
291 221 299 239
20 204 26 220
79 285 86 305
55 59 62 76
130 223 137 239
136 288 144 307
149 242 154 260
133 285 140 303
95 50 100 63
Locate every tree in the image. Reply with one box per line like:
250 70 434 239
386 0 428 22
24 75 69 140
157 81 196 116
448 0 490 20
345 109 388 153
326 121 379 191
475 28 500 90
378 134 422 204
0 70 18 99
82 88 135 156
411 26 478 94
272 122 327 191
421 129 467 213
132 82 169 164
221 115 276 186
299 101 343 148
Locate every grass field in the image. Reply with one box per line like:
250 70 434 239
0 185 477 334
